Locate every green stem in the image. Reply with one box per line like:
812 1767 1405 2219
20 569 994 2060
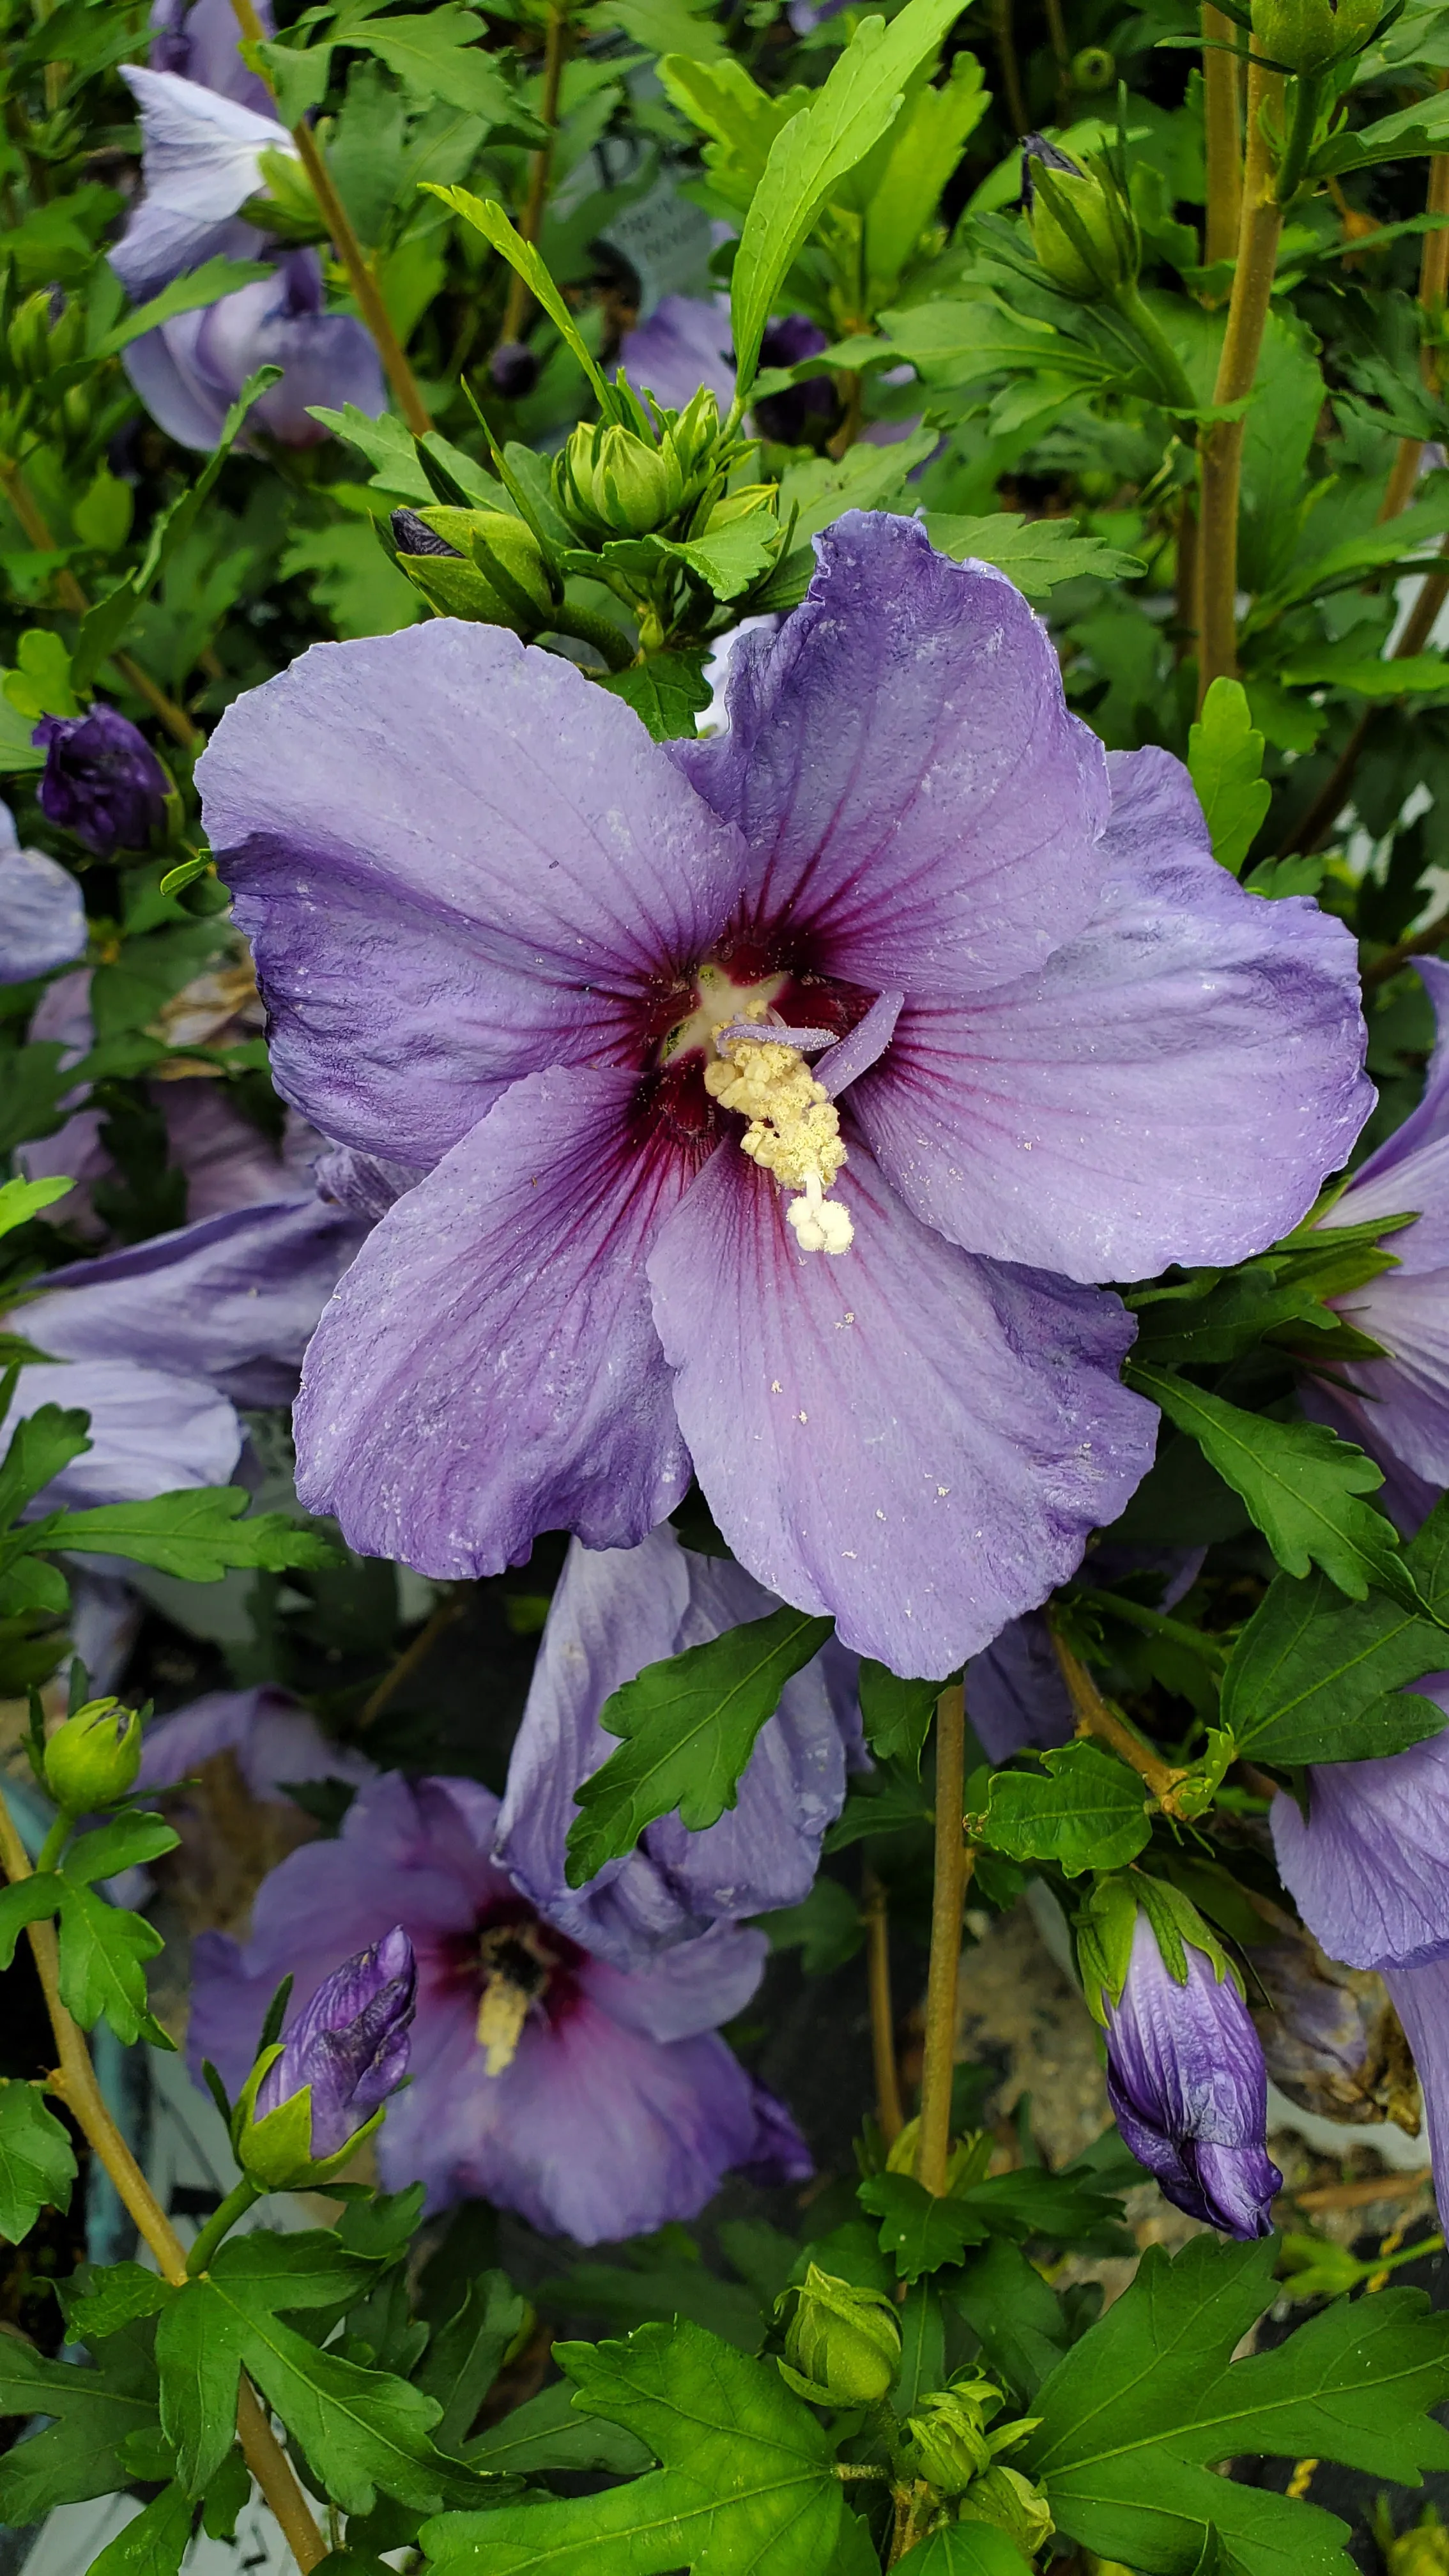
498 0 571 349
915 1684 969 2200
1202 6 1243 270
1274 73 1324 205
1197 56 1285 699
36 1816 68 1874
553 601 634 670
1109 284 1199 418
187 2175 263 2277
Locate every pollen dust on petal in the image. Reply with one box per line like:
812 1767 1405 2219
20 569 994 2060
704 1032 853 1254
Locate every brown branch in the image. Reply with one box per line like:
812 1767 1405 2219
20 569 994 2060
862 1865 905 2146
915 1683 971 2198
1049 1627 1191 1816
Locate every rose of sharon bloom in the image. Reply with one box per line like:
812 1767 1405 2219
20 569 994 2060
110 66 297 302
252 1927 416 2161
1303 958 1449 1524
190 1772 809 2240
494 1521 862 1965
34 707 169 859
197 514 1368 1674
126 249 385 453
0 805 85 982
1271 1678 1449 1974
150 0 275 113
1105 1912 1281 2238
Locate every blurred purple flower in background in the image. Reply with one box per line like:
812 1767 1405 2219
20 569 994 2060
0 804 85 982
125 249 385 452
149 0 275 112
110 66 295 301
617 297 834 443
494 1521 861 1965
199 514 1367 1675
1105 1913 1281 2239
135 1683 378 1810
252 1926 416 2161
33 707 169 859
1303 958 1449 1516
190 1772 810 2241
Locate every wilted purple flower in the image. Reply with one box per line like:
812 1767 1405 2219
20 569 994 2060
0 806 85 982
1106 1912 1282 2238
150 0 275 112
494 1521 860 1965
1247 1920 1419 2128
190 1772 810 2240
111 66 295 302
125 249 385 453
1272 1678 1449 1974
197 514 1368 1675
254 1926 415 2160
33 707 169 860
1304 959 1449 1506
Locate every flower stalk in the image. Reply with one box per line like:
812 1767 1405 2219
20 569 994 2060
1197 57 1286 698
863 1864 905 2145
0 1778 327 2573
227 0 431 437
1202 6 1244 270
1050 1623 1191 1814
916 1682 971 2199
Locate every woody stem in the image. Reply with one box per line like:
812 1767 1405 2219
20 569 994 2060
862 1865 905 2145
915 1683 970 2197
1048 1624 1189 1814
0 1781 326 2572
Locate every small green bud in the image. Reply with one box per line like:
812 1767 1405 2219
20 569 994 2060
776 2264 901 2407
8 291 54 385
956 2462 1055 2555
701 482 778 534
555 420 688 541
903 2380 999 2493
44 1698 142 1812
1072 42 1116 86
670 384 723 479
1252 0 1379 75
391 505 553 633
1023 141 1139 300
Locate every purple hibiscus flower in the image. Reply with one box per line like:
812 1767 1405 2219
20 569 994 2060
1271 1677 1449 1974
33 707 169 860
149 0 275 113
0 806 85 982
1382 1958 1449 2195
125 248 385 453
189 1771 810 2241
1105 1912 1282 2239
196 514 1368 1675
494 1521 862 1965
111 66 295 302
1301 958 1449 1523
252 1926 416 2163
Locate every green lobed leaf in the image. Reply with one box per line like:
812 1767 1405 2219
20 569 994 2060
1020 2235 1449 2576
776 426 939 546
0 2080 76 2242
1130 1367 1416 1606
65 1812 180 1884
420 2317 847 2573
730 0 966 393
947 2235 1070 2400
0 2322 162 2522
88 2481 194 2576
1220 1556 1449 1762
857 1660 944 1772
897 2528 1031 2573
349 10 523 123
0 1402 91 1526
0 1869 63 1968
40 1485 342 1579
597 651 712 740
1187 678 1270 877
926 509 1146 595
63 2258 173 2345
972 1742 1152 1876
1311 85 1449 174
857 2173 990 2281
564 1603 834 1886
0 1173 71 1238
54 1873 165 2044
464 2377 654 2475
416 2271 528 2452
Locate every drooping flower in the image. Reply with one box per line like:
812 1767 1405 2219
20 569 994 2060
1271 1680 1449 1974
1246 1917 1420 2129
248 1926 416 2163
189 1771 810 2241
125 249 385 452
494 1521 861 1965
110 66 296 301
1103 1912 1282 2238
197 514 1368 1675
149 0 275 112
1302 958 1449 1511
0 806 85 982
33 707 169 859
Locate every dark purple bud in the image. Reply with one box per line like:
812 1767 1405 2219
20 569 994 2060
33 707 169 859
1020 132 1085 211
390 507 464 560
755 314 834 445
255 1926 415 2159
1105 1913 1281 2239
489 341 540 399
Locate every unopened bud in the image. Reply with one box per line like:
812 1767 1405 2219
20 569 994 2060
556 418 689 540
1381 2508 1449 2576
776 2264 901 2407
904 2382 999 2493
956 2463 1055 2554
233 1929 415 2190
1072 43 1116 85
489 341 540 399
8 291 54 385
44 1699 142 1811
242 144 323 242
1022 137 1138 299
392 505 553 631
1252 0 1379 75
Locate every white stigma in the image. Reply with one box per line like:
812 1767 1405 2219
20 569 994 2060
705 1023 854 1255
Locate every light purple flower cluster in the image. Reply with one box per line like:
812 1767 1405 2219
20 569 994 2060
197 512 1368 1676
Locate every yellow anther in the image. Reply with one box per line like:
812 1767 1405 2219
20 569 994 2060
475 1925 551 2076
705 1035 853 1254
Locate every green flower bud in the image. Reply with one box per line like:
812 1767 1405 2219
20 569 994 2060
8 290 55 385
43 1699 142 1812
555 420 689 540
1381 2508 1449 2576
1252 0 1379 75
1023 141 1139 300
242 145 325 243
903 2384 998 2494
670 385 723 479
956 2463 1055 2555
391 505 553 633
775 2264 901 2407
